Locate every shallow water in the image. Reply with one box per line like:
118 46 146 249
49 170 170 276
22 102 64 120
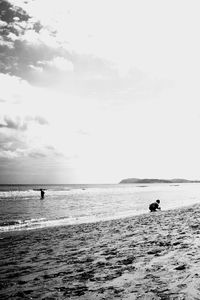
0 183 200 232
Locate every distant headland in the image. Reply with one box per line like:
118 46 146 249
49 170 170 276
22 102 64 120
119 178 200 184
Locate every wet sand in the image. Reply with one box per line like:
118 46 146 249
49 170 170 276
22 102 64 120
1 204 200 299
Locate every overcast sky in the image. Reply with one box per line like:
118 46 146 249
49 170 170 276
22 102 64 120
1 0 200 184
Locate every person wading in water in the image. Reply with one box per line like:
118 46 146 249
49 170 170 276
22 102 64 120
40 189 45 199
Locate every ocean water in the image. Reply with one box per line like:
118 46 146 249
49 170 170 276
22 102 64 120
0 183 200 233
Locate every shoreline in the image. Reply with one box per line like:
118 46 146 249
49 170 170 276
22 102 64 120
1 203 200 299
1 202 199 235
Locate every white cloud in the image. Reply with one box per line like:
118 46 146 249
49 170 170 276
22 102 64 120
21 28 60 48
41 56 74 71
0 20 7 27
10 0 200 80
0 150 19 159
29 65 43 72
50 57 73 71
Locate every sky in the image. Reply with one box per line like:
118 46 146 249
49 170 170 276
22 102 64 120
1 0 200 184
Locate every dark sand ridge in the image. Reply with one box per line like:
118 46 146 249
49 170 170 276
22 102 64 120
1 204 200 299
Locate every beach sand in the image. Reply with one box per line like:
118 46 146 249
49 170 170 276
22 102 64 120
1 204 200 299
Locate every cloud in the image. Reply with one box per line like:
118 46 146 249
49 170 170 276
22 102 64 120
0 133 61 159
0 0 169 104
40 56 74 72
0 38 68 78
0 150 19 159
0 2 127 86
0 0 30 37
0 115 48 131
0 0 70 79
34 116 48 125
28 146 64 159
0 133 25 151
0 116 28 130
0 131 27 158
28 151 47 159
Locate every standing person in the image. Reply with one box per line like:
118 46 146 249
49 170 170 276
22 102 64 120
149 199 161 212
40 189 45 199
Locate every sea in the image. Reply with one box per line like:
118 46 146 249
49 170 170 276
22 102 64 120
1 183 200 233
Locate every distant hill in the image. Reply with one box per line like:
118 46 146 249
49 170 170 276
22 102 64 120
119 178 200 184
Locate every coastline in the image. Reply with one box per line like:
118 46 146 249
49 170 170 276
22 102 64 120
1 204 200 299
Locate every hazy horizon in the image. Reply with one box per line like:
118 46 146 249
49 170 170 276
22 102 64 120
1 177 200 186
1 0 200 184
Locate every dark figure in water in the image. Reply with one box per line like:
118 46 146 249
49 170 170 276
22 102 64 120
149 199 161 212
40 189 45 199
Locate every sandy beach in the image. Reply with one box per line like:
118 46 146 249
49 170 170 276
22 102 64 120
1 204 200 299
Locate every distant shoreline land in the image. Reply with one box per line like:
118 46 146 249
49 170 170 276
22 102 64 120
119 178 200 184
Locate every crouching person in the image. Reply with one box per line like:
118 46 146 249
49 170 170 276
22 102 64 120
149 199 161 212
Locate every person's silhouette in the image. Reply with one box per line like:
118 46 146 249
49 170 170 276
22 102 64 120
40 189 45 199
149 199 161 212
